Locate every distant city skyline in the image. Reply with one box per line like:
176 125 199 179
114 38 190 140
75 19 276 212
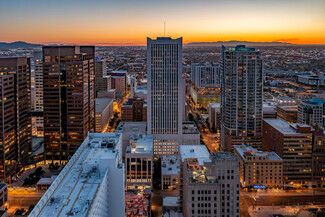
0 0 324 45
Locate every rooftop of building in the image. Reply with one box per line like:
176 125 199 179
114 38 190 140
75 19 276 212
37 176 57 185
110 70 127 74
126 134 153 154
275 105 298 111
209 103 220 110
163 196 180 208
223 45 256 52
29 133 121 217
116 122 147 135
210 152 238 161
191 62 219 67
234 144 282 161
263 119 311 135
182 122 199 134
298 74 325 78
95 98 113 113
179 145 211 165
274 96 297 104
303 98 325 106
162 156 180 175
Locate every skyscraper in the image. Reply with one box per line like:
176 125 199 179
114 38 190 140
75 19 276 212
221 45 263 151
191 62 220 88
42 46 95 163
94 59 111 94
147 37 185 155
0 57 32 182
32 56 44 137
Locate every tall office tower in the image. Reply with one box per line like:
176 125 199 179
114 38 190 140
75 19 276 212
147 37 185 155
298 99 325 128
0 58 32 181
42 46 95 163
191 63 220 88
32 58 44 137
95 59 111 94
0 75 16 183
221 45 263 151
180 146 240 217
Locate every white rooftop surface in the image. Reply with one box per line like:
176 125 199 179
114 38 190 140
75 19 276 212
163 211 184 217
264 119 311 135
163 196 179 207
29 133 122 217
37 176 57 185
209 103 220 112
234 144 282 161
95 98 113 113
127 135 153 154
179 145 211 165
116 122 147 135
162 156 180 175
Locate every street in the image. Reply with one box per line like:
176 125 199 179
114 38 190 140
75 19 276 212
7 188 44 215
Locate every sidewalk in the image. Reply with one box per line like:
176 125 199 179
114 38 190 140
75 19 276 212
248 205 318 217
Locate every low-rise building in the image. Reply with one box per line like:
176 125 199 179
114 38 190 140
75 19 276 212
180 145 240 217
181 122 200 146
125 134 153 190
116 122 147 160
298 98 325 128
121 98 147 122
234 144 283 188
273 96 297 106
263 119 312 185
36 176 57 191
276 105 298 123
297 75 325 87
29 133 125 217
161 156 180 191
95 98 114 132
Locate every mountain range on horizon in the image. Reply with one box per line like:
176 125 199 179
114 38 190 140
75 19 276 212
185 40 295 47
1 40 323 49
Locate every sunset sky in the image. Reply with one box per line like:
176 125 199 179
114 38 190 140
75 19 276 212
0 0 324 45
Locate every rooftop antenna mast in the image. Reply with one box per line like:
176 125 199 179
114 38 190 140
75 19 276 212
164 21 166 37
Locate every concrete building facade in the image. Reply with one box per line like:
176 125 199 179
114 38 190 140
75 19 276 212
125 134 153 190
191 63 220 88
95 98 114 133
263 119 312 185
180 146 240 217
298 99 325 128
234 144 283 188
147 37 185 156
221 45 263 151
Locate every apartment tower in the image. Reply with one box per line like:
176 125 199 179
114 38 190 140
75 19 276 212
221 45 263 151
